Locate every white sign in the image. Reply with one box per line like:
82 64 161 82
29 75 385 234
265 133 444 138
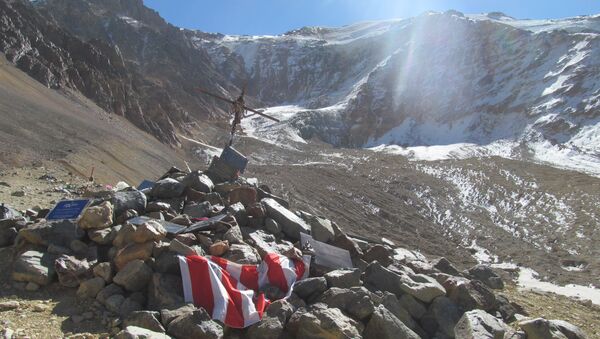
300 233 353 269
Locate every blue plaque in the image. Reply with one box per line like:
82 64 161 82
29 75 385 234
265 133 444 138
137 180 155 190
46 199 90 220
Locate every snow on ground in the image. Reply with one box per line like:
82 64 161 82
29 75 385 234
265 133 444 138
518 268 600 305
240 105 308 148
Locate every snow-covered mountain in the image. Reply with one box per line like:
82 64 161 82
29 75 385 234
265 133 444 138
194 11 600 176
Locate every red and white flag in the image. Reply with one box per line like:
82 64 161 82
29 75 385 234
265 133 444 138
178 253 310 328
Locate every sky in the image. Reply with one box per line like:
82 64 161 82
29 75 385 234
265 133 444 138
143 0 600 36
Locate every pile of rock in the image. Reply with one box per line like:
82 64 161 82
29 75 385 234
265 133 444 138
0 159 588 338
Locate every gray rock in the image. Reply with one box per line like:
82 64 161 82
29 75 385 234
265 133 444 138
246 316 284 339
324 269 361 288
96 283 125 305
105 293 126 314
160 304 197 328
262 198 310 240
155 251 182 275
364 304 421 339
0 225 18 247
148 273 184 310
223 225 243 244
167 309 223 339
448 280 497 311
399 294 427 319
19 220 85 248
308 216 334 243
227 203 248 228
182 202 211 219
455 309 511 339
293 277 327 301
112 190 147 217
381 292 423 335
54 255 93 288
427 296 462 337
0 301 20 311
183 171 214 193
263 218 281 234
468 264 504 289
289 305 364 339
222 243 260 265
519 318 587 339
169 239 202 257
550 319 588 339
93 262 113 283
114 326 170 339
12 250 56 286
398 272 446 303
318 287 375 320
113 260 153 292
151 178 185 199
432 257 462 276
77 277 105 299
120 297 144 317
124 311 166 333
362 244 393 266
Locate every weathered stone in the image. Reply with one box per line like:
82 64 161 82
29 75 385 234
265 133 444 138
174 233 197 246
246 316 284 339
96 283 124 305
229 187 257 207
121 297 144 317
160 304 197 328
362 244 393 266
114 326 169 339
262 198 310 240
167 309 223 339
77 277 105 299
19 220 85 248
151 178 185 199
12 250 56 286
131 221 167 243
154 251 181 275
318 287 375 320
113 223 137 248
124 311 166 333
468 264 504 289
209 240 229 256
105 293 126 314
223 225 244 244
399 294 427 320
55 255 92 288
112 190 147 217
0 301 20 311
263 218 281 234
381 292 423 335
79 201 113 230
222 243 260 264
519 318 587 339
427 296 462 337
113 260 153 292
0 224 18 247
308 216 335 243
169 238 202 256
88 225 120 245
114 241 154 271
148 273 184 310
364 304 420 339
183 171 214 193
182 201 211 219
93 262 113 283
331 232 363 258
227 203 248 227
448 280 497 312
294 277 327 301
116 209 139 225
455 309 511 339
432 257 462 276
324 269 361 288
288 305 364 339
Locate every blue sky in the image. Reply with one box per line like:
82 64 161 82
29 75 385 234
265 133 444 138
143 1 600 35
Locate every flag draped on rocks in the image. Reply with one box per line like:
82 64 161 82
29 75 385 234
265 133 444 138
178 253 310 328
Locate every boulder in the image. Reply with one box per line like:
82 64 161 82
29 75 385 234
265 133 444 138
324 269 361 288
307 216 334 243
399 294 427 319
246 316 284 339
112 190 147 217
182 171 214 193
318 287 375 320
131 221 167 243
93 262 113 283
160 304 197 328
114 241 154 270
19 220 84 247
155 251 181 275
76 277 105 299
88 225 120 245
263 218 281 235
227 203 248 228
455 309 511 339
262 198 310 240
364 305 421 339
293 277 327 301
432 257 461 276
121 297 144 317
519 318 587 339
381 292 422 335
223 225 244 244
96 283 125 305
79 201 114 230
114 326 169 339
54 255 92 287
113 260 153 292
397 273 446 303
148 273 184 310
124 311 166 333
209 241 229 256
105 293 126 314
167 309 223 339
448 280 497 312
362 244 393 266
169 238 202 257
331 232 363 258
113 223 137 248
12 250 56 286
0 224 18 247
289 305 364 339
174 233 197 246
222 243 260 265
427 296 462 338
229 187 257 207
182 202 211 219
468 264 504 289
151 178 185 199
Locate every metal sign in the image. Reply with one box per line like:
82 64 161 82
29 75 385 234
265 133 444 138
46 199 90 221
300 233 353 269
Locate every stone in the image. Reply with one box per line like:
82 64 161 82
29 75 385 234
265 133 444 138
12 250 56 286
427 296 462 337
105 293 126 314
262 198 310 240
331 232 363 258
223 225 243 244
113 260 153 292
289 305 364 339
263 218 281 234
381 292 422 335
432 257 462 276
120 297 144 317
114 241 154 270
246 316 284 339
114 326 169 339
223 243 260 264
468 264 504 289
308 216 335 243
227 203 248 227
77 277 105 299
209 240 229 256
455 309 511 339
229 187 257 207
170 214 192 226
293 277 327 301
124 311 166 333
148 273 184 310
169 238 202 256
116 209 139 225
174 233 197 246
448 280 497 312
362 244 393 266
131 221 167 243
79 201 114 230
318 287 375 320
146 202 172 213
69 239 88 254
160 304 197 328
150 178 185 199
519 318 587 339
167 309 223 339
25 282 40 291
399 294 427 319
19 220 85 248
183 171 214 193
113 223 137 248
93 262 113 283
0 301 20 311
155 251 181 275
54 255 92 288
364 262 445 302
364 305 420 339
0 225 18 247
324 269 361 288
112 190 147 217
182 201 211 219
96 283 125 305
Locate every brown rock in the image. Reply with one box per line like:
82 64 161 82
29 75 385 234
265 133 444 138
209 240 229 256
114 242 155 270
79 201 114 230
131 221 167 243
229 187 257 207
